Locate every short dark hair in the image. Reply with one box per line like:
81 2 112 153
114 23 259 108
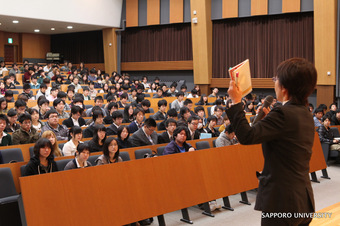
144 118 156 128
133 107 145 116
179 107 190 119
23 83 31 90
141 99 151 107
38 98 49 107
94 96 104 103
76 143 90 155
0 114 8 123
5 90 13 97
167 108 178 117
40 83 47 89
46 109 58 118
224 124 234 134
107 102 118 111
70 106 83 116
207 115 217 123
176 91 184 97
57 91 67 99
53 98 65 107
15 99 26 108
322 115 332 122
180 84 187 90
92 110 104 121
158 99 167 108
165 118 177 128
18 113 32 123
112 110 123 120
70 126 82 136
173 126 190 140
83 86 89 91
314 108 324 114
194 106 205 114
187 115 200 123
183 99 193 106
33 138 53 157
120 93 128 100
214 105 224 112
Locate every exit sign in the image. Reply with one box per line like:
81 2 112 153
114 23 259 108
8 38 13 44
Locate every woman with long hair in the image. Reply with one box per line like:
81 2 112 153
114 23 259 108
117 125 132 149
62 126 83 156
95 137 122 165
0 97 8 114
88 124 107 153
123 104 134 123
41 131 63 157
28 108 44 132
197 94 209 106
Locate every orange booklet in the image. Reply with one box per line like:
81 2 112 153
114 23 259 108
228 59 252 97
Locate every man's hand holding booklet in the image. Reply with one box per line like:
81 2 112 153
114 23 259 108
228 59 252 97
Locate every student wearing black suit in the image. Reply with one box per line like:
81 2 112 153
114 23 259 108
227 58 317 225
127 107 145 134
187 115 201 140
152 99 167 121
129 118 158 147
205 116 220 138
158 118 177 144
62 106 86 128
106 111 123 136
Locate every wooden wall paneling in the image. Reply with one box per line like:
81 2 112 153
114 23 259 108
170 0 184 23
316 85 334 107
222 0 238 18
147 0 160 25
0 31 4 58
251 0 268 16
190 0 212 84
102 28 118 74
121 60 193 71
126 0 139 27
282 0 300 13
21 33 50 59
314 0 337 85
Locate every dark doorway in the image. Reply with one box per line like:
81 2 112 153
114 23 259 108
4 45 18 63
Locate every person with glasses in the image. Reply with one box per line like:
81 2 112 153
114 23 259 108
187 115 200 140
129 118 158 147
12 113 40 145
40 109 69 141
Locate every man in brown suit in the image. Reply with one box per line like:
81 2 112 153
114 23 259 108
227 58 317 225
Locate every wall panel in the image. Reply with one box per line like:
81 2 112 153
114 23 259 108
183 0 191 22
160 0 170 24
170 0 183 23
22 33 50 59
147 0 160 25
212 0 223 20
282 0 300 13
239 0 251 17
268 0 282 14
126 0 139 27
222 0 238 18
251 0 268 16
138 0 148 26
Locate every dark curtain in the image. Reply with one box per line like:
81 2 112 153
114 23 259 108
51 30 104 63
212 12 314 78
121 23 193 62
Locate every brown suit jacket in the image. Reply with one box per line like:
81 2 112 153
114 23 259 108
226 101 315 214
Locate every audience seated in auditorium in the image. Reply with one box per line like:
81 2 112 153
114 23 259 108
41 109 69 141
139 99 151 113
183 99 195 116
117 125 132 149
30 75 40 89
331 109 340 126
88 81 97 99
123 104 134 123
177 106 191 127
187 89 199 98
53 98 70 119
88 124 107 153
326 103 337 118
163 126 195 155
171 92 184 112
118 93 128 108
208 87 219 98
0 114 12 146
218 115 230 133
24 67 34 83
152 88 164 99
129 118 158 147
63 106 86 128
4 90 14 103
180 84 188 97
213 105 224 126
318 115 340 152
141 76 150 89
210 99 223 116
12 113 39 145
41 131 62 157
71 77 82 93
103 102 118 124
194 106 207 127
158 109 178 131
5 109 20 132
65 89 75 103
106 111 123 135
24 138 58 176
245 101 256 115
35 83 47 100
0 97 8 114
167 83 178 97
152 99 167 121
4 76 15 89
43 62 52 73
158 118 177 144
197 94 209 106
62 126 84 156
216 125 238 147
96 137 122 165
83 110 104 138
38 98 50 120
47 87 58 102
14 99 27 116
65 74 74 85
82 86 91 100
187 116 201 140
85 96 106 117
313 108 324 127
128 107 145 134
64 143 92 170
88 69 97 82
9 63 20 75
205 116 220 138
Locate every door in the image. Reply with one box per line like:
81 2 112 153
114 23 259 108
4 45 18 63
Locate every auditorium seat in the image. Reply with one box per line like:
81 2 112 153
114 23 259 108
120 151 130 161
134 148 152 159
88 155 100 166
20 165 26 177
0 148 24 164
195 141 211 150
213 140 216 147
58 143 65 150
156 146 166 156
56 159 71 171
29 147 34 158
0 167 19 203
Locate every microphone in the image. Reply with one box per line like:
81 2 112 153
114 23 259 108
252 95 274 125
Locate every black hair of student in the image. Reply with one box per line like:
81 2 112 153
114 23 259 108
191 89 198 95
38 98 49 107
314 108 324 114
3 76 10 83
27 108 39 116
154 77 160 81
122 84 130 91
53 98 65 107
179 106 190 119
207 115 217 123
83 86 89 91
43 78 51 84
28 67 34 71
94 95 104 103
33 138 53 157
70 106 83 116
67 88 75 93
183 99 193 106
15 99 26 108
167 108 178 117
76 143 90 155
40 83 47 89
173 126 190 140
157 88 163 92
214 99 223 106
57 91 67 99
321 114 332 122
46 109 58 119
158 99 167 108
18 113 32 123
137 84 144 91
102 137 120 162
12 63 17 67
5 90 13 97
117 125 130 141
107 102 118 112
144 117 156 128
74 93 84 101
176 91 184 97
180 84 187 90
163 118 176 128
67 74 74 81
112 110 123 120
120 92 128 100
170 83 177 89
224 124 234 134
89 81 95 86
70 126 82 137
93 124 107 144
130 87 137 93
214 105 224 112
141 99 151 107
187 115 200 124
90 69 96 74
135 95 144 104
0 98 7 110
133 107 145 116
106 95 116 103
23 83 31 90
123 104 133 120
317 104 327 111
0 114 8 123
194 106 205 114
92 110 104 121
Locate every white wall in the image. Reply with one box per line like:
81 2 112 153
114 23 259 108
1 0 123 27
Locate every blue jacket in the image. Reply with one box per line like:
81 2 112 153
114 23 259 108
163 140 193 155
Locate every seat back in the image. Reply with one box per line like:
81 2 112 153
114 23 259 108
29 146 34 158
120 152 130 161
212 140 216 147
88 155 100 166
134 148 152 159
0 148 24 163
58 143 65 151
157 146 166 156
20 165 27 177
56 159 71 171
330 127 340 137
195 141 211 150
0 168 18 198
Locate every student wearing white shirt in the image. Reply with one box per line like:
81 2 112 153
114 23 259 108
62 126 83 156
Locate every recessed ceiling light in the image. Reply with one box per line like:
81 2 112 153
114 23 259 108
34 29 40 32
12 20 19 24
51 28 55 31
67 26 73 29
